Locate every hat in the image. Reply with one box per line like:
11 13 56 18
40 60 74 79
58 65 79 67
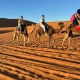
42 15 44 17
77 9 80 14
20 16 23 18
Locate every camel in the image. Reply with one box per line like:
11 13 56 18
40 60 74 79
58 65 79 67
13 24 35 46
61 19 80 50
35 22 66 47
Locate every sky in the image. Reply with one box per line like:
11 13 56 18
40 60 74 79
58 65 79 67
0 0 80 23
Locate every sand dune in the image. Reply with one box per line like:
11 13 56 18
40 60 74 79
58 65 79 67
0 18 36 27
0 21 80 80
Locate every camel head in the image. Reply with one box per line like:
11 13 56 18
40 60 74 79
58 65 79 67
56 22 67 35
57 22 67 31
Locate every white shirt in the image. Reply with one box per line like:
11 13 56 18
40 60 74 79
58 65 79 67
40 18 45 23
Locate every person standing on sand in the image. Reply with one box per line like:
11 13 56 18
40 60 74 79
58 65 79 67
17 16 24 33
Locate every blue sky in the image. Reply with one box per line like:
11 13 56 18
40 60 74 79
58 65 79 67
0 0 80 22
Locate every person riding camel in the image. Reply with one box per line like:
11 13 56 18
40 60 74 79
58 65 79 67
40 15 47 35
17 16 24 33
70 9 80 28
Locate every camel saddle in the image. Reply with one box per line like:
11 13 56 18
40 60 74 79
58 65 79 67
39 24 50 32
17 24 26 32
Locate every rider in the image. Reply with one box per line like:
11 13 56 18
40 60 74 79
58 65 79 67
17 16 24 33
40 15 47 35
70 9 80 27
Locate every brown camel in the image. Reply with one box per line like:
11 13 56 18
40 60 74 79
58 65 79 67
61 19 80 50
35 22 66 47
13 24 35 46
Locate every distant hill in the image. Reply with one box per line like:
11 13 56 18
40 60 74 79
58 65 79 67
0 18 36 27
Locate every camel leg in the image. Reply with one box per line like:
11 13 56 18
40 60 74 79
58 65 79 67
68 37 77 50
26 37 29 44
48 36 51 47
13 32 16 45
17 35 19 45
68 37 72 48
48 36 55 48
50 36 55 48
23 35 26 46
26 32 29 44
36 34 40 45
48 36 50 47
61 33 68 48
36 34 41 47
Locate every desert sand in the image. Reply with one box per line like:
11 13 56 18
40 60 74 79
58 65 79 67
0 21 80 80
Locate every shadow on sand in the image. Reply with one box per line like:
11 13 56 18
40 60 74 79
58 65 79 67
0 30 13 34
